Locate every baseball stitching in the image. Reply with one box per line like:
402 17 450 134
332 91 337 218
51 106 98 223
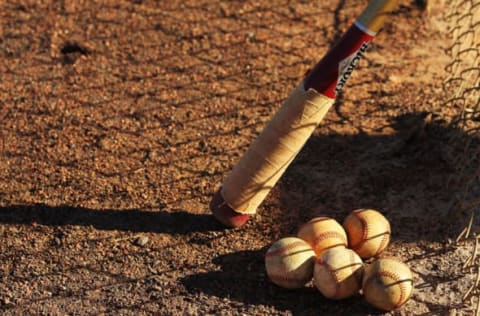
350 210 390 256
350 249 363 285
377 270 410 309
317 258 341 298
266 240 315 287
375 228 391 257
313 231 347 247
265 241 311 258
349 209 369 252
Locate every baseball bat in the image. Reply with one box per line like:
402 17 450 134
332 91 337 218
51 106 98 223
210 0 399 227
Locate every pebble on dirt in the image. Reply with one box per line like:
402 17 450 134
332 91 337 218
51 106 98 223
134 236 149 247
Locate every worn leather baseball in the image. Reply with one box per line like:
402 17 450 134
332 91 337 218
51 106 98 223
297 217 348 256
362 258 414 311
313 246 364 299
342 209 391 259
265 237 316 289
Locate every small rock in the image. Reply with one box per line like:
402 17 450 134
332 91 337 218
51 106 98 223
134 236 149 247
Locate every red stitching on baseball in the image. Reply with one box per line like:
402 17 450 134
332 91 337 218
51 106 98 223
350 209 369 252
350 250 363 285
317 258 341 299
377 270 411 309
374 229 391 257
265 241 311 258
313 231 347 246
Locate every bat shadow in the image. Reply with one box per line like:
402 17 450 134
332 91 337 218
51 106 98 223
0 204 223 234
180 249 384 316
276 111 479 242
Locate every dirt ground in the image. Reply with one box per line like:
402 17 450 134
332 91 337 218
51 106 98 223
0 0 477 315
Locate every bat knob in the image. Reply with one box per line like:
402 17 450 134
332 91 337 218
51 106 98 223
210 188 251 228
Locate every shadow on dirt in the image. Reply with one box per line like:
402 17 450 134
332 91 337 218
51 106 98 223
180 249 383 315
272 111 479 242
180 113 478 315
0 204 223 234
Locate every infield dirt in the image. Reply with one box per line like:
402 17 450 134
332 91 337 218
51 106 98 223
0 1 477 315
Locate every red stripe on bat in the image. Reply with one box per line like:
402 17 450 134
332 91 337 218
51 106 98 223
304 22 374 99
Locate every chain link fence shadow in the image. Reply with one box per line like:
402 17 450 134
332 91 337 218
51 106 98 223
2 0 477 314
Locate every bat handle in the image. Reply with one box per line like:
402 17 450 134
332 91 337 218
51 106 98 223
304 0 398 97
357 0 399 35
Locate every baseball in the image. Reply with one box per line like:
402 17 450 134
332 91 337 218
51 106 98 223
342 209 391 259
313 247 364 299
297 217 348 256
362 258 414 311
265 237 316 289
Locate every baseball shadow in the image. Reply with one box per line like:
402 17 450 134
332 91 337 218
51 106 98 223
0 204 223 234
180 249 384 316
